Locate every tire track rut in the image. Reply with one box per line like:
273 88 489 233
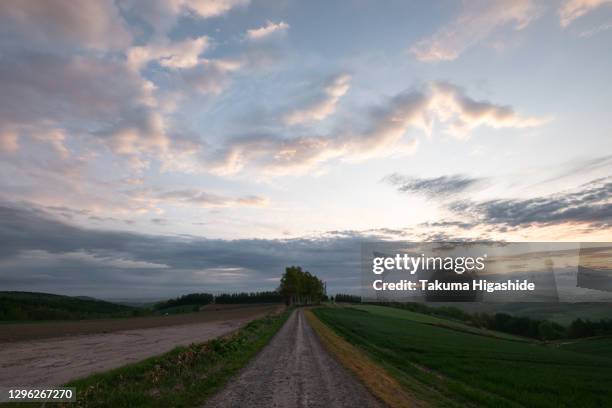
204 309 383 408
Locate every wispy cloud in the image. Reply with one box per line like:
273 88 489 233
157 189 269 208
578 20 612 37
384 173 482 199
410 0 541 62
127 36 211 71
180 58 244 95
206 81 548 176
559 0 612 27
450 177 612 228
283 74 351 126
246 20 289 41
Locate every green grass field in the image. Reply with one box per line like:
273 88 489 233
314 306 612 408
557 336 612 358
349 305 529 342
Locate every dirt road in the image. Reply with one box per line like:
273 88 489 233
0 306 273 387
204 309 383 408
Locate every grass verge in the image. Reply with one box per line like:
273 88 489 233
305 308 429 408
5 309 289 408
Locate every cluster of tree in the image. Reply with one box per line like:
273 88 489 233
474 312 566 340
333 294 362 303
371 302 612 340
568 318 612 338
0 292 137 321
279 266 325 305
154 293 214 310
215 291 282 304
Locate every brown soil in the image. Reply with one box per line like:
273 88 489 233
0 305 278 387
0 304 279 343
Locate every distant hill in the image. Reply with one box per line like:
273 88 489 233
0 291 138 321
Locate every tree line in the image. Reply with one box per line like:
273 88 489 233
333 294 362 303
154 293 214 310
156 266 327 309
154 291 284 310
215 291 282 304
279 266 325 305
371 302 612 340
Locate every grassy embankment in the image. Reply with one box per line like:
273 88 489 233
4 309 289 408
312 305 612 408
305 309 430 408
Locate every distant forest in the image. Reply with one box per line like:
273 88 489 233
0 291 138 321
153 291 282 310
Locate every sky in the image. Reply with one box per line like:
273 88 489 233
0 0 611 298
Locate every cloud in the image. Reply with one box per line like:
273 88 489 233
559 0 612 27
33 129 70 159
157 189 269 207
428 82 549 138
105 109 171 168
0 49 177 170
283 74 351 126
246 20 290 41
578 20 612 37
0 51 155 128
127 36 211 71
0 203 376 297
449 177 612 228
410 0 541 62
123 0 250 34
0 0 131 51
178 0 250 18
0 130 19 154
150 217 169 225
206 81 547 176
181 58 244 95
384 173 482 199
3 199 606 298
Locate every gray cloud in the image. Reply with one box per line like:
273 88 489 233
0 0 131 51
0 204 369 298
384 173 482 199
450 178 612 228
157 189 268 208
0 51 152 127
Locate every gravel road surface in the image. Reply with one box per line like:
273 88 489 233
204 309 384 408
